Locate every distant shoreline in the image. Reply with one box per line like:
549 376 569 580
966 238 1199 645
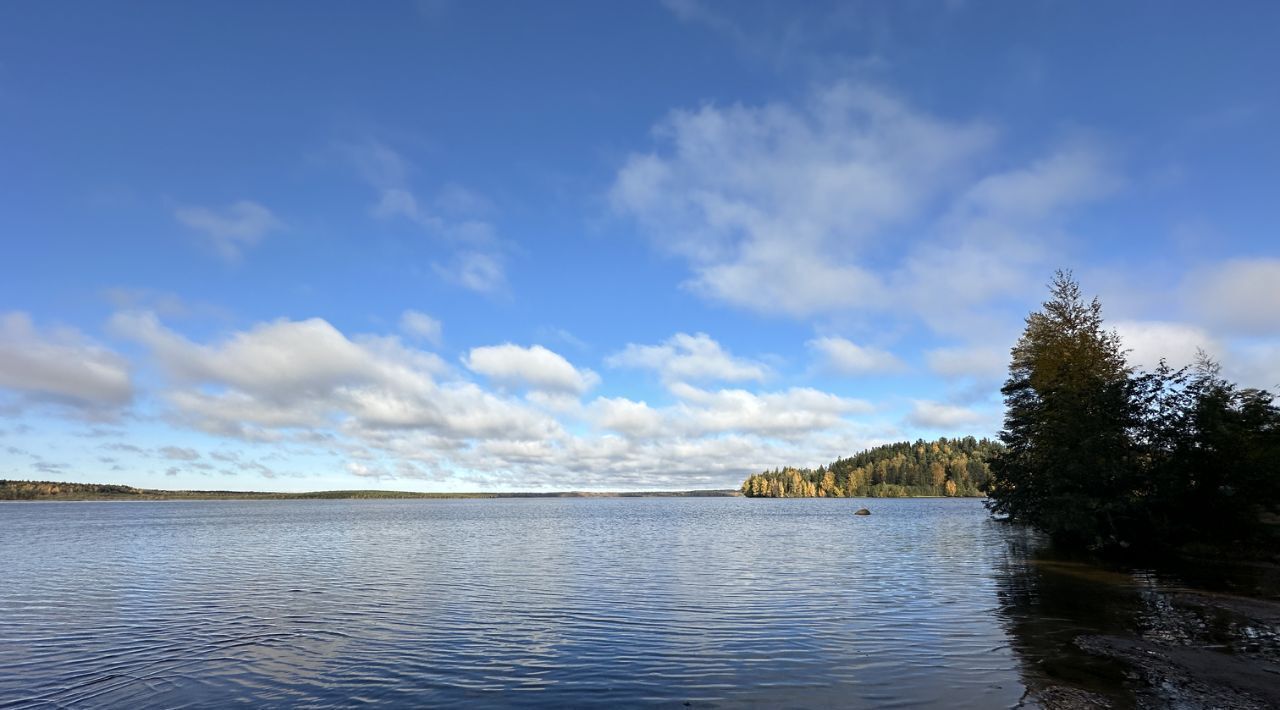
0 481 742 502
0 480 999 502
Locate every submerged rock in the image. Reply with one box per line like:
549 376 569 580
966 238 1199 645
854 508 871 516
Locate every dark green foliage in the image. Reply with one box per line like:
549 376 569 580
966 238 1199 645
988 272 1280 552
987 271 1139 547
740 436 1002 498
1133 358 1280 546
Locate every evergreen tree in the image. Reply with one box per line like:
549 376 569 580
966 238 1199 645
987 271 1140 547
990 272 1279 552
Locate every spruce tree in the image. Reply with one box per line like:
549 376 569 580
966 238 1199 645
987 271 1139 547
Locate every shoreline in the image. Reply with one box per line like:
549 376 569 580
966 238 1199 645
0 491 998 503
0 489 743 502
0 492 997 503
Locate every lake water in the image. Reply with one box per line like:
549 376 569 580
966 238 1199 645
2 497 1276 708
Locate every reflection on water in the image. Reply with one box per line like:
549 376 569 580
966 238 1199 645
1 498 1276 707
992 526 1280 707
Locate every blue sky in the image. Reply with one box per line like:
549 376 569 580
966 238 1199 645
2 0 1278 491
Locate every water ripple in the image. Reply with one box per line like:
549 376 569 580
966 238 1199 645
5 497 1267 707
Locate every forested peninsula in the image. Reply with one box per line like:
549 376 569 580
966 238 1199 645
740 436 1000 498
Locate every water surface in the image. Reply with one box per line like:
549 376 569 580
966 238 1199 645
1 498 1274 707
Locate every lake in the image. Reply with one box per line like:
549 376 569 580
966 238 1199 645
2 498 1276 707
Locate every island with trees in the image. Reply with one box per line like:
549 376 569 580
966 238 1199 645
739 436 1001 498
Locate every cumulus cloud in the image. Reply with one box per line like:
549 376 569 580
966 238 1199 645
399 310 442 345
808 336 905 375
94 310 902 488
606 332 769 383
110 311 429 401
0 312 132 416
590 397 667 439
174 200 282 261
669 382 874 437
464 344 599 394
108 311 545 441
1186 259 1280 336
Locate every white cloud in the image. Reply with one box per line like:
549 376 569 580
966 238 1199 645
433 250 506 294
464 343 599 394
174 200 282 261
951 145 1122 222
1113 320 1221 371
0 312 132 415
1186 259 1280 336
590 397 666 439
925 345 1008 380
613 84 1122 333
1230 342 1280 392
893 144 1119 337
108 311 547 442
606 332 769 383
348 140 508 293
668 382 873 437
346 461 391 481
906 400 991 430
611 84 994 317
399 310 442 345
808 336 905 375
111 311 416 401
80 311 911 489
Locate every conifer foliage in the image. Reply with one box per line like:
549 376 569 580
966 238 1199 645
988 271 1280 551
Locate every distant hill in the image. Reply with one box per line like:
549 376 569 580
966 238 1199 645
0 480 739 501
741 437 1002 498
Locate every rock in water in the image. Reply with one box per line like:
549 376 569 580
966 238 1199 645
854 508 871 516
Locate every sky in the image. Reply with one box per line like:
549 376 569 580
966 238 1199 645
1 1 1278 491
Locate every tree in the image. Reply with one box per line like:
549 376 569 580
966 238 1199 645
989 272 1280 552
1144 355 1280 544
987 271 1140 547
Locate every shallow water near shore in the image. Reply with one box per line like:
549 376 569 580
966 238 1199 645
2 497 1277 707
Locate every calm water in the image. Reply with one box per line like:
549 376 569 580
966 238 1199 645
1 498 1276 708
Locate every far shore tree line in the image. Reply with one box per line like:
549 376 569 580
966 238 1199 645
740 437 1000 498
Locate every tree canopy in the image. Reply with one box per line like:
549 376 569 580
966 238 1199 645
741 436 1001 498
987 271 1280 551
